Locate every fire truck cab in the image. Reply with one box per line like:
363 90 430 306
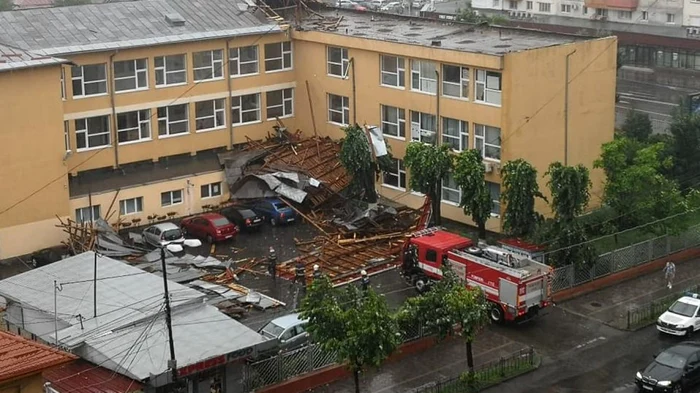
401 227 553 324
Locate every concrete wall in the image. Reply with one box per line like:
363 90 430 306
0 373 45 393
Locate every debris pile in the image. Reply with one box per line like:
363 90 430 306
57 217 146 257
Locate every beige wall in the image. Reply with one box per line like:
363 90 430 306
0 373 44 393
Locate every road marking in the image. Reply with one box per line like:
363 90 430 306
573 336 606 350
617 93 679 106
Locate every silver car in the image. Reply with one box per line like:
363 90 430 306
258 313 309 352
142 222 185 248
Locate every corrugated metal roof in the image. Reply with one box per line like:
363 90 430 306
0 43 66 72
0 331 76 383
44 360 142 393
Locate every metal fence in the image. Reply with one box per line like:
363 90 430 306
408 348 537 393
626 283 700 330
550 224 700 293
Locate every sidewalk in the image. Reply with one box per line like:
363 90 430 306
311 330 527 393
559 256 700 329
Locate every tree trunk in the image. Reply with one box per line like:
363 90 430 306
353 369 361 393
466 339 474 372
363 170 378 204
478 221 487 241
431 190 442 226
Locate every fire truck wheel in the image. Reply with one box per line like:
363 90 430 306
413 277 428 294
489 304 505 324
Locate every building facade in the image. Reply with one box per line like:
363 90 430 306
0 0 616 258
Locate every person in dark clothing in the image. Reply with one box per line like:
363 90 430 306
360 270 370 292
294 258 306 286
267 247 277 281
312 264 322 281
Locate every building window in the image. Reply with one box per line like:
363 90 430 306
229 45 259 77
442 64 469 99
193 50 224 81
231 93 261 125
195 99 226 131
328 94 350 125
119 197 143 215
380 105 405 139
327 46 349 77
157 104 189 137
411 60 437 94
71 64 107 97
526 1 533 9
475 124 501 161
161 190 183 207
509 0 517 9
264 42 292 72
596 8 608 17
538 2 551 12
75 115 110 150
64 121 70 151
60 68 65 100
266 88 294 120
492 0 500 6
475 70 502 106
75 205 101 223
442 172 461 205
117 110 151 144
380 55 406 88
487 181 501 215
667 13 675 23
201 182 222 199
410 111 437 145
583 6 588 14
114 59 148 92
442 118 468 151
155 54 186 86
641 11 648 20
560 4 571 12
383 158 406 190
617 10 631 19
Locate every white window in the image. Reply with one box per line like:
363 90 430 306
195 99 226 131
475 124 501 161
157 104 189 137
201 182 222 199
75 205 101 223
617 10 631 19
641 11 648 20
560 4 571 12
327 46 349 77
71 64 107 97
161 190 183 207
381 55 405 88
411 60 437 94
487 181 501 215
114 59 148 92
60 68 65 100
442 118 468 151
509 0 517 9
193 50 224 81
117 109 151 144
410 111 437 145
155 54 186 86
442 173 461 205
264 42 292 72
538 2 551 12
383 158 406 190
75 115 110 150
328 94 350 125
64 121 70 151
442 64 469 99
266 88 294 120
119 197 143 215
667 13 675 23
380 105 405 139
475 70 502 106
526 1 533 9
229 45 259 76
231 93 261 125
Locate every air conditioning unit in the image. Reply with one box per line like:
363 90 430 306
687 27 694 35
527 12 532 18
484 162 494 173
694 28 700 34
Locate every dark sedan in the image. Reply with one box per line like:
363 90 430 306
221 207 263 231
635 341 700 393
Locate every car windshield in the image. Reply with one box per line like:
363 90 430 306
655 351 688 369
669 300 698 317
241 209 256 218
162 229 182 241
212 217 230 227
273 202 286 209
261 322 285 339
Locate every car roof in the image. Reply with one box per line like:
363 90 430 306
239 209 256 217
150 222 179 230
195 213 227 221
665 342 700 356
269 313 307 329
676 296 700 306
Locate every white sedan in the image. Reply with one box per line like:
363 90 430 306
657 293 700 336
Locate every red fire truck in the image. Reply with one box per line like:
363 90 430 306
401 227 553 323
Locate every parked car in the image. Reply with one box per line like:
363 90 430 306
248 198 297 226
336 0 367 10
220 207 263 231
635 341 700 393
258 313 309 352
30 248 64 268
142 222 185 248
380 1 401 11
657 293 700 337
180 213 238 243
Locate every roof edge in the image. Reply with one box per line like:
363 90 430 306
0 56 69 73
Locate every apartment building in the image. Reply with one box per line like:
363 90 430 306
0 1 616 259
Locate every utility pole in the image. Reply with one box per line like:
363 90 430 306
564 50 576 166
161 247 178 383
53 280 58 347
89 190 98 318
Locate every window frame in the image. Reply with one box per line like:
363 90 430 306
560 3 571 12
538 2 551 12
161 190 184 207
195 99 226 132
119 197 144 216
75 115 111 151
201 182 223 199
229 45 259 77
442 64 469 100
266 88 294 120
442 117 469 152
328 93 350 125
380 55 406 89
71 64 108 98
475 69 502 106
154 54 187 87
231 93 262 125
75 205 101 224
117 109 152 145
487 181 501 216
382 158 407 191
113 58 148 93
192 49 224 82
64 120 70 152
526 0 533 9
157 104 190 138
410 110 437 145
667 13 675 23
60 67 66 100
410 60 437 95
264 42 293 72
380 104 406 140
441 172 462 206
327 46 350 78
474 123 502 162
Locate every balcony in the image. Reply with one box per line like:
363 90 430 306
584 0 638 10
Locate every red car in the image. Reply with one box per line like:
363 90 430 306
180 213 239 243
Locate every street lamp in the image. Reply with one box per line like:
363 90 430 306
160 239 201 384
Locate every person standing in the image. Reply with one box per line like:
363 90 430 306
267 247 277 282
312 264 322 281
360 270 370 292
294 258 306 286
663 261 676 289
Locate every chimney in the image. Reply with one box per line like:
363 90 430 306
165 13 186 27
431 40 441 46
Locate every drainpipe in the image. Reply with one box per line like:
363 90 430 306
108 51 120 169
350 58 357 124
226 40 234 149
435 69 441 145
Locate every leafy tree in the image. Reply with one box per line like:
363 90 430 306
453 149 493 240
500 159 545 237
667 111 700 190
299 277 399 393
620 111 653 142
456 1 506 24
339 124 393 204
53 0 91 6
545 162 591 222
0 0 14 11
404 143 453 226
545 219 599 268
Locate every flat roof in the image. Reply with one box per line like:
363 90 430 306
300 9 582 55
0 0 280 56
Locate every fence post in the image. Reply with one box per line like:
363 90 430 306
627 309 630 330
648 238 653 263
666 234 671 256
276 353 283 384
567 265 575 289
307 344 314 372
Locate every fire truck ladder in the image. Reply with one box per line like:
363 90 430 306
450 249 532 280
411 226 442 238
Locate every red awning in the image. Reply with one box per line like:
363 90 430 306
44 360 142 393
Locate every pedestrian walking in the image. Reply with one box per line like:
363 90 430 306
663 260 676 289
312 264 322 281
267 247 277 281
294 258 306 286
360 270 370 292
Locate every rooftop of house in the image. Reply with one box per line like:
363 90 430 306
44 360 143 393
0 43 67 72
298 8 584 55
0 330 76 383
0 0 280 57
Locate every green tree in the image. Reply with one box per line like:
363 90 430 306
404 142 453 226
339 124 392 204
0 0 14 11
456 1 506 24
500 159 545 237
453 149 493 240
545 162 591 222
299 277 399 393
620 111 653 142
53 0 91 5
667 111 700 190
